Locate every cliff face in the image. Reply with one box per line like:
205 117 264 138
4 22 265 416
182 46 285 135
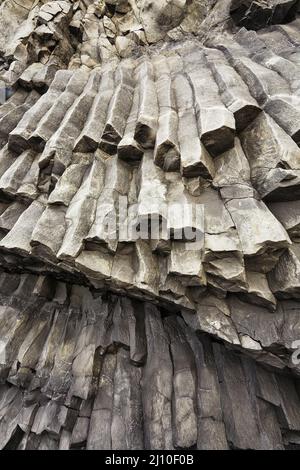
0 0 300 450
1 272 300 450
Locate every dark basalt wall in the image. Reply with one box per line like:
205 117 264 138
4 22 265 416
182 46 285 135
231 0 300 30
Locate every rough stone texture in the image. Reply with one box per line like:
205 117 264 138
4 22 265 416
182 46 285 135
231 0 300 31
0 0 300 450
0 272 299 450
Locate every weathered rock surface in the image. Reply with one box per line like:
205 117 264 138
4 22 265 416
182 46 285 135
0 0 300 451
230 0 300 31
0 272 298 450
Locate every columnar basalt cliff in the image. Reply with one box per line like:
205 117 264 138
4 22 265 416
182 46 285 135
0 0 300 450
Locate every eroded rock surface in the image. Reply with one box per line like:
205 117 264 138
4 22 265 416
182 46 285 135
0 272 299 450
0 0 300 451
231 0 300 30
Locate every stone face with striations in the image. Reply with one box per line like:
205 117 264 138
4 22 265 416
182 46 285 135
230 0 300 31
0 0 300 451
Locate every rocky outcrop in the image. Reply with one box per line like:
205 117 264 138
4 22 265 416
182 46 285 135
0 271 299 450
1 33 300 312
230 0 300 31
0 0 300 451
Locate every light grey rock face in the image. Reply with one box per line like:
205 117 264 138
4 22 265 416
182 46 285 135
268 200 300 241
139 0 188 43
240 112 300 201
268 244 300 298
0 0 300 451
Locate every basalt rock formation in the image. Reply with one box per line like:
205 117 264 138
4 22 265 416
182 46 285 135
0 0 300 450
231 0 300 30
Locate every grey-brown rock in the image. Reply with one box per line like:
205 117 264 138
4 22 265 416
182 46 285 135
0 0 300 452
